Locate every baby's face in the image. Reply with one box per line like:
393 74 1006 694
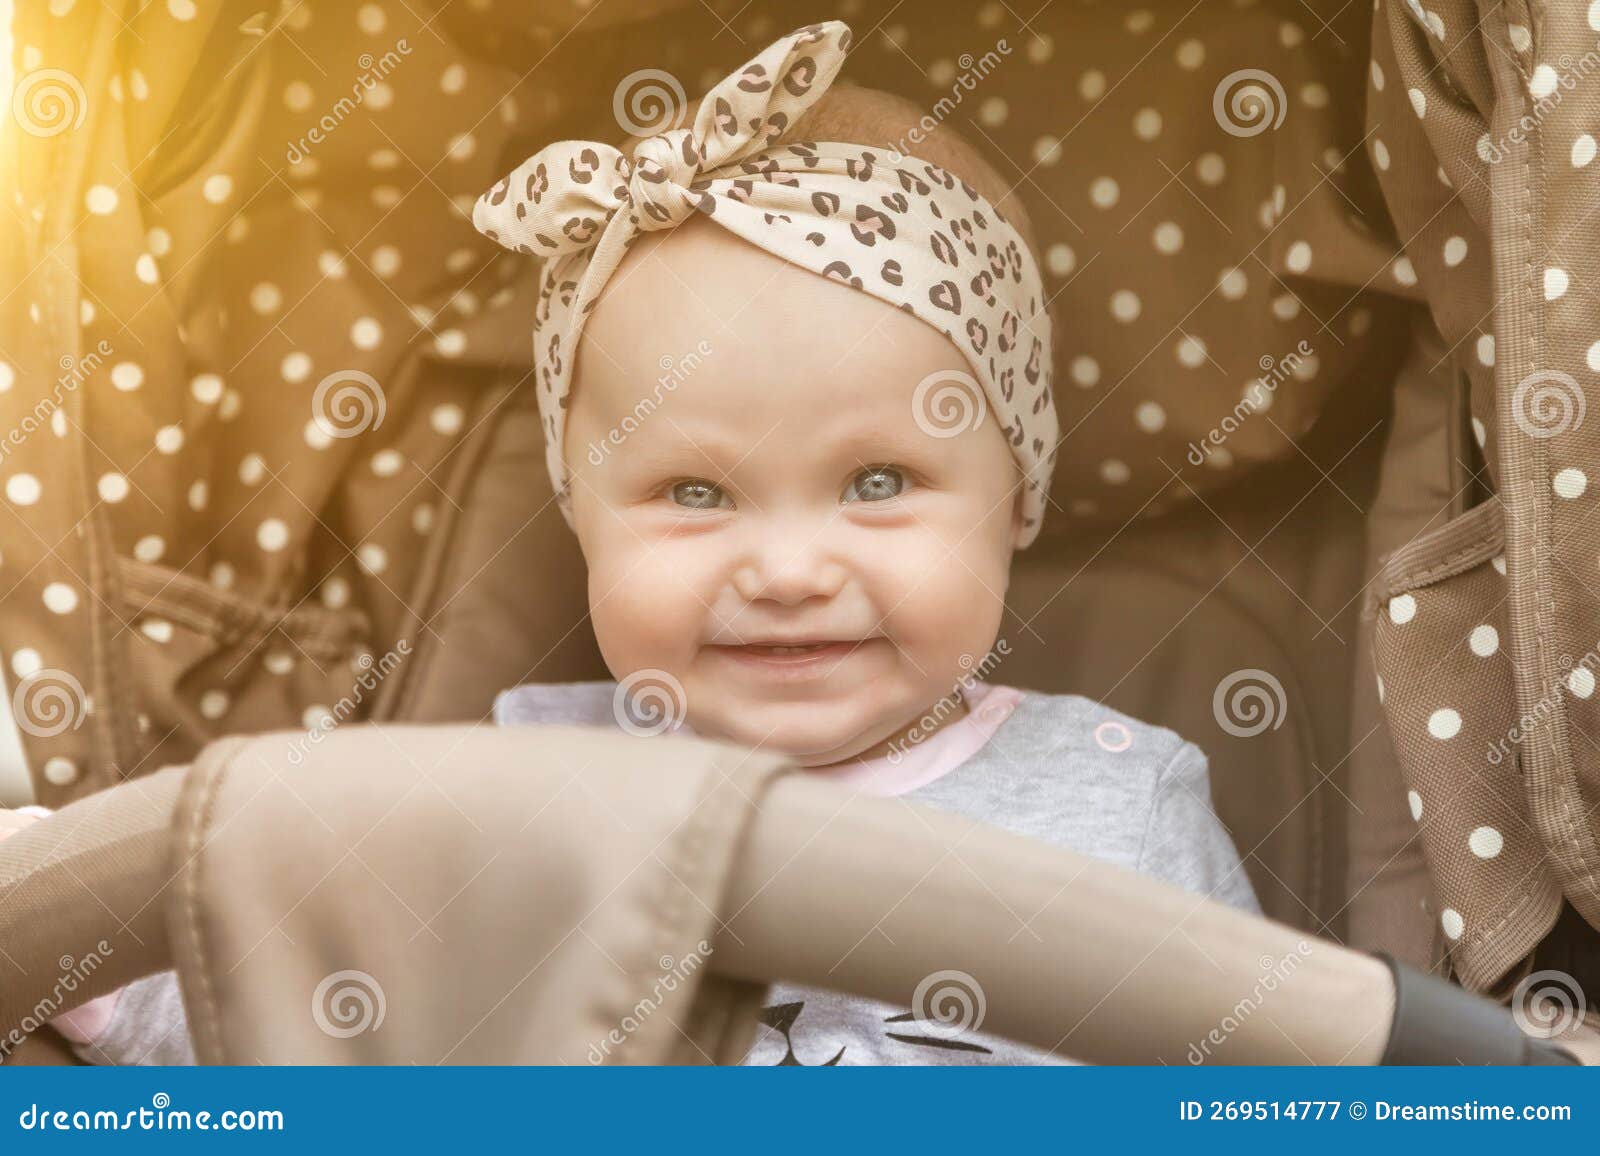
564 217 1023 766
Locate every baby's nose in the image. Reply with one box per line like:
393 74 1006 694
731 537 848 605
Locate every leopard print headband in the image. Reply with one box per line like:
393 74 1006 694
473 20 1057 547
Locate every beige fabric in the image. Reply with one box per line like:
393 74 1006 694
472 20 1057 545
1364 0 1600 990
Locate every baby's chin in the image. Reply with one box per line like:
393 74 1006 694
688 705 891 768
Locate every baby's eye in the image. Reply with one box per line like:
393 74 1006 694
843 465 906 503
670 479 732 510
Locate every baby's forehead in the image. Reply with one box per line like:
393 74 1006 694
577 216 968 400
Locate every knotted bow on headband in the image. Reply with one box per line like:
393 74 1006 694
473 20 1058 546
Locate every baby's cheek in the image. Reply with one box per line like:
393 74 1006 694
585 547 701 674
874 534 1009 664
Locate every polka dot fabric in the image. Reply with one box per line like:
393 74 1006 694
1367 0 1600 988
1 2 559 803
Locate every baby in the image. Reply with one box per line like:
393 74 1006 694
3 21 1256 1067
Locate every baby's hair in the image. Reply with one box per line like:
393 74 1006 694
620 81 1040 262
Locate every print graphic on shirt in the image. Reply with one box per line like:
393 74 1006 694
755 999 995 1064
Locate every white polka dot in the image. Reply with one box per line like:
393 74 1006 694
1195 153 1225 185
43 757 78 786
209 562 234 590
257 518 289 552
199 689 230 720
1153 222 1183 254
1471 416 1486 447
1389 593 1417 624
1176 38 1204 69
1132 108 1162 140
1372 139 1390 171
154 425 183 454
1218 267 1247 299
357 3 386 34
303 705 334 729
190 373 223 404
1078 69 1105 100
1468 826 1504 859
264 651 294 676
1110 290 1141 322
365 83 394 111
202 174 233 204
430 404 465 436
250 282 282 315
433 330 467 358
281 352 312 383
1545 266 1569 300
1069 356 1099 388
1045 243 1075 277
135 253 159 285
357 543 388 574
1392 255 1416 286
1270 294 1301 321
371 449 404 477
351 317 383 350
0 362 13 392
284 80 314 112
1370 59 1386 90
6 474 41 506
219 390 242 421
441 62 468 94
1477 334 1495 366
1135 401 1166 433
304 419 334 450
167 0 196 19
1575 134 1597 168
1408 88 1427 117
1175 334 1207 369
1099 460 1130 485
321 576 351 609
1530 64 1559 99
1089 177 1119 208
1427 708 1462 740
42 583 77 614
146 226 171 256
1591 2 1600 32
188 480 209 511
1509 23 1532 52
412 504 435 534
1376 673 1385 704
1441 908 1464 940
97 473 128 503
11 648 42 677
133 535 165 563
1468 624 1498 657
238 453 267 486
1554 467 1587 499
1285 241 1312 274
110 362 143 391
1569 667 1596 699
318 250 349 279
1493 555 1507 575
140 618 174 644
1443 236 1468 266
85 185 117 215
1407 790 1423 822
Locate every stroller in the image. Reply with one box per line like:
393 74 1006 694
0 0 1596 1061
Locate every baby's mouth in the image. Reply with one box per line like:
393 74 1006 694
704 639 868 675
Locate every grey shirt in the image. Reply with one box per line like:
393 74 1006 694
71 680 1257 1067
496 680 1260 1066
